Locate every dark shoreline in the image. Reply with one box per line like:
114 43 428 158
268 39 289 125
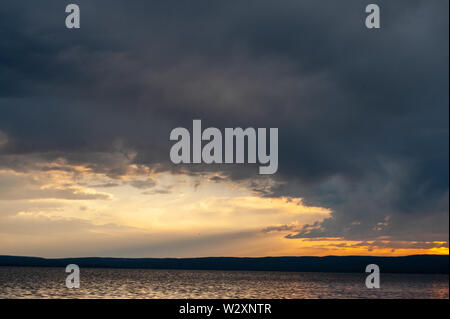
0 255 448 274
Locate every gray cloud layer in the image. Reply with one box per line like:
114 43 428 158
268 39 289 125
0 1 448 243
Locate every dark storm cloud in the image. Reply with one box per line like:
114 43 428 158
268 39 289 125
0 1 448 242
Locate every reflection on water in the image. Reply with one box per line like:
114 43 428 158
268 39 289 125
0 266 448 299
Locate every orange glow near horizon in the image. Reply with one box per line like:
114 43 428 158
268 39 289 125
0 165 448 258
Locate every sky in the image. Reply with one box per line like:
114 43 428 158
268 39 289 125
0 0 448 258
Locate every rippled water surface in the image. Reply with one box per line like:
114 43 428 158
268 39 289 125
0 267 448 299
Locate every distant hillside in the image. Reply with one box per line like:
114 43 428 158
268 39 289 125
0 255 448 274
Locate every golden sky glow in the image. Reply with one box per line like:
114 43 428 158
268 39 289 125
0 162 448 258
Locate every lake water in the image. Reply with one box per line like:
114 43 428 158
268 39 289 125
0 267 448 299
